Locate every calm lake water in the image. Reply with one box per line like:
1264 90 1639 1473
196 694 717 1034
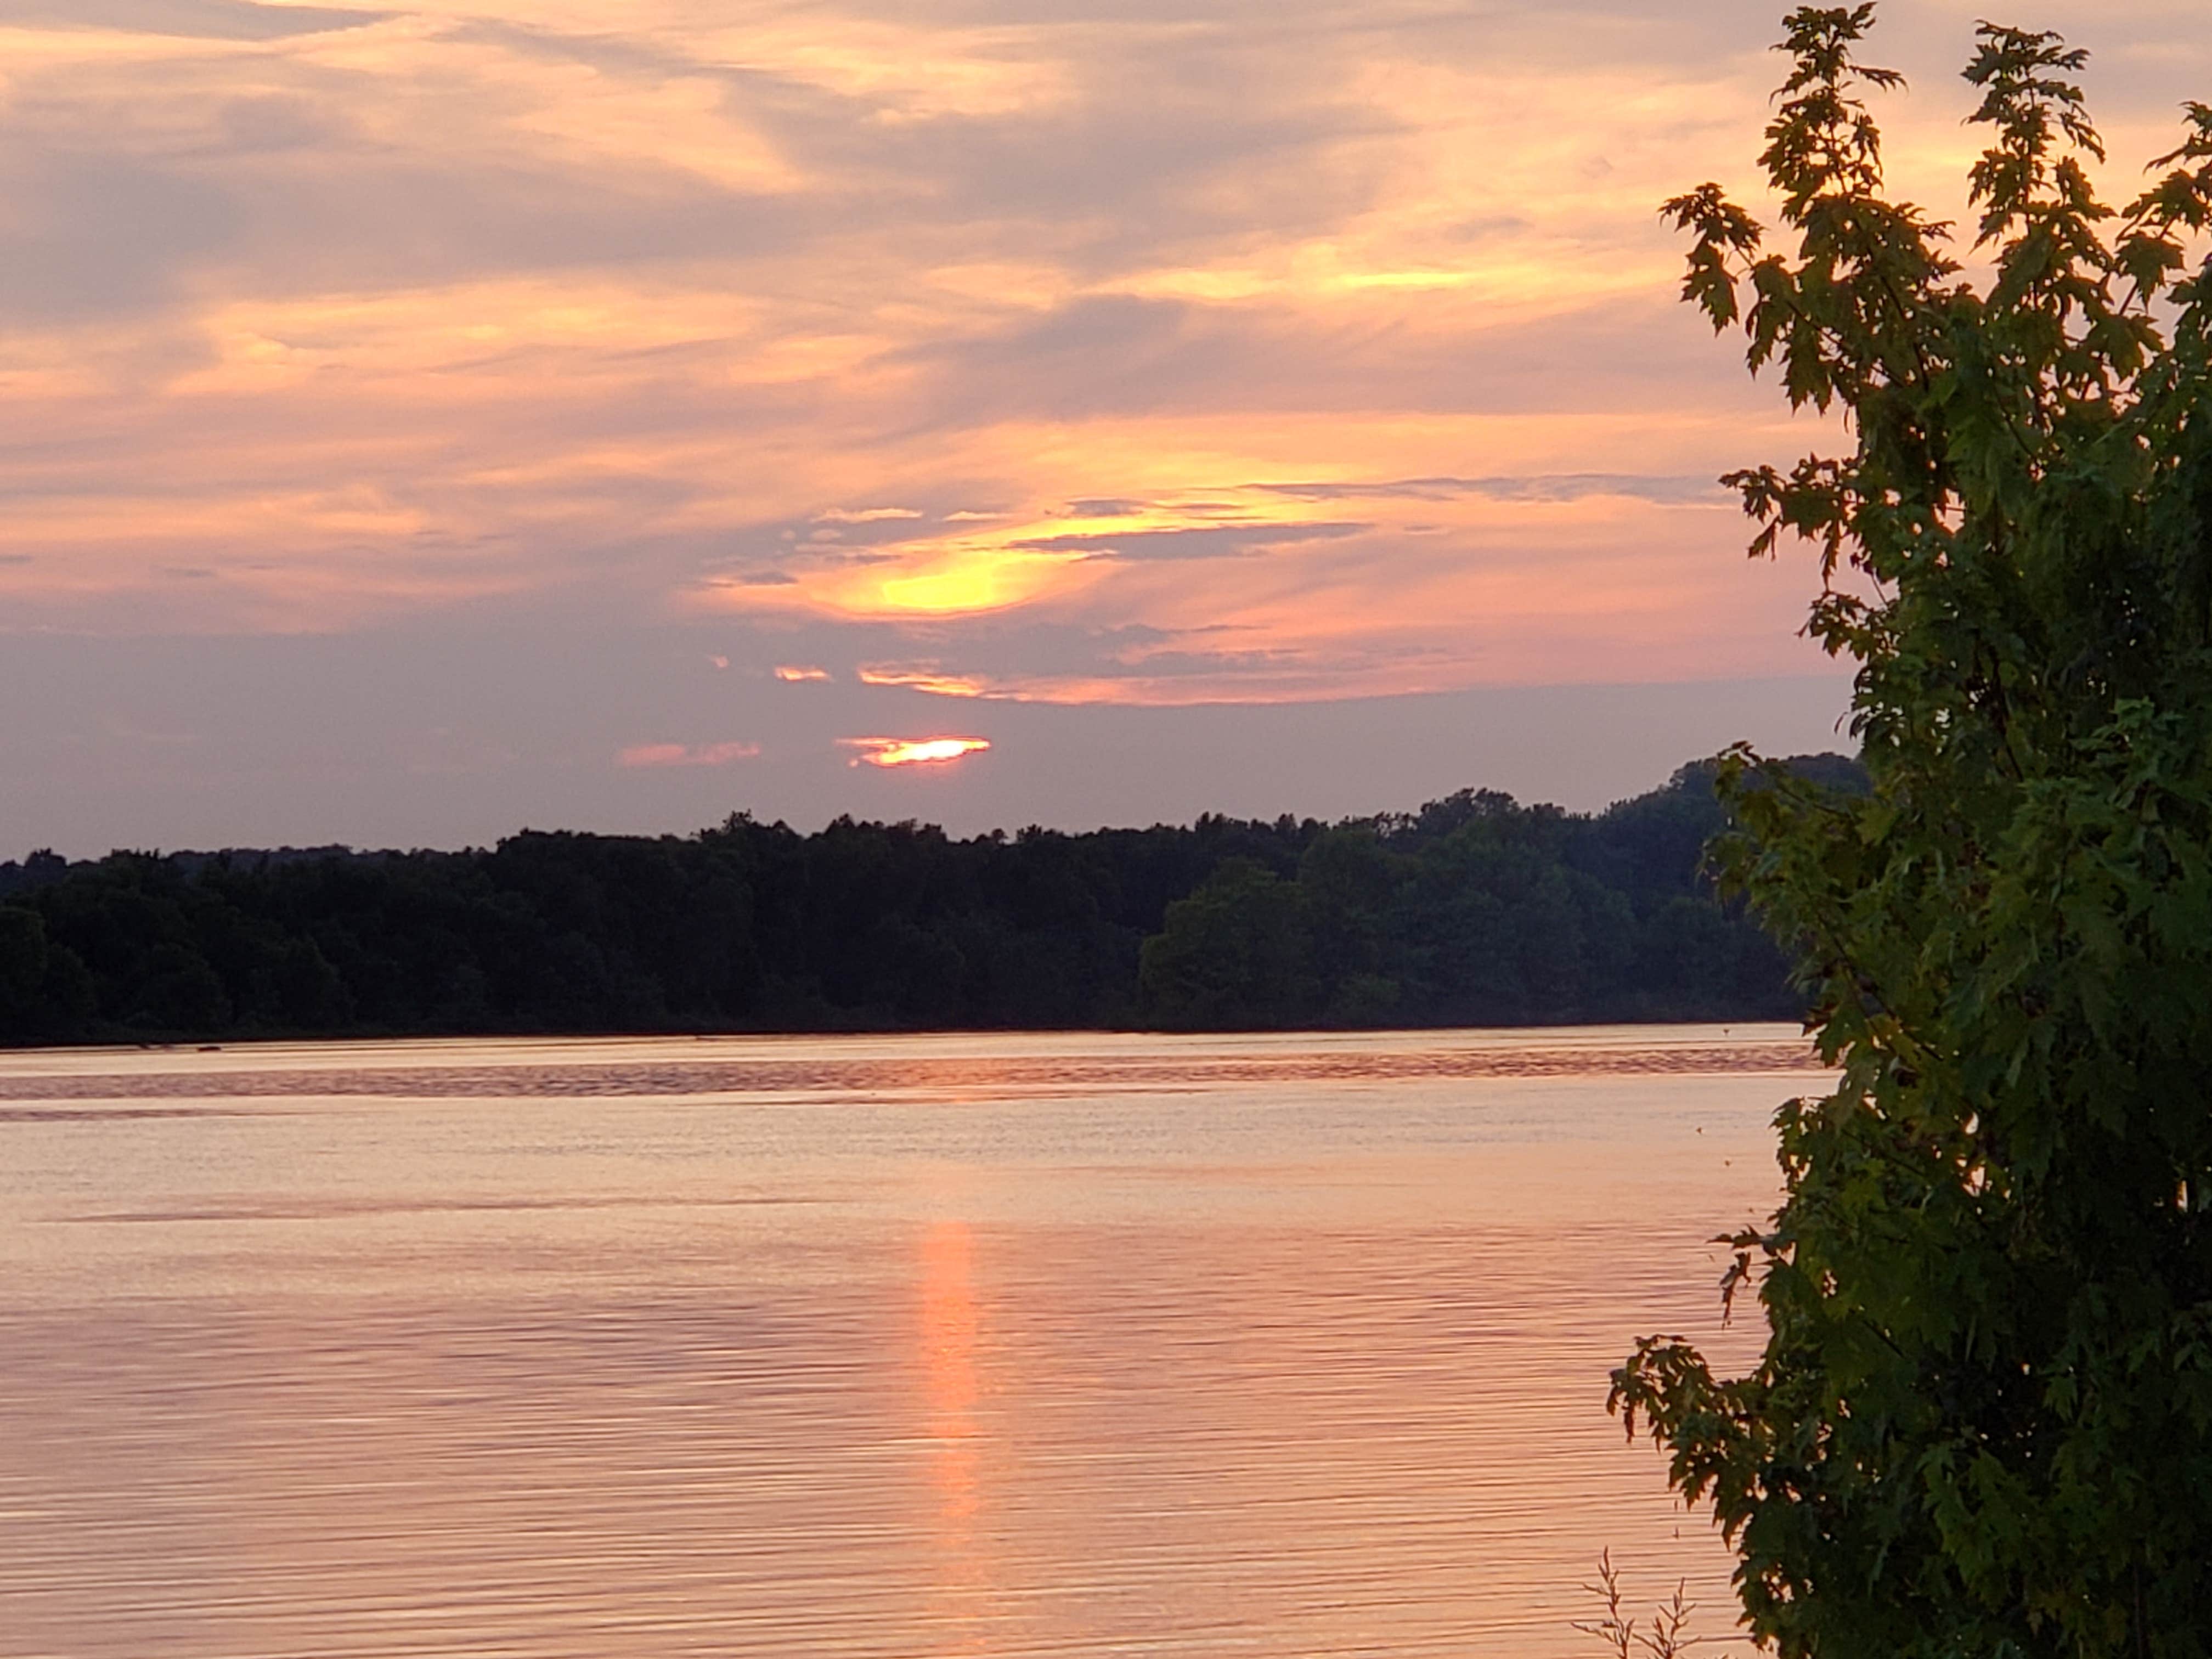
0 1025 1824 1659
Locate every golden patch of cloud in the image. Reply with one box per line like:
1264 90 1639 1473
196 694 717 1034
685 403 1771 637
839 736 992 769
774 664 831 681
707 533 1096 621
856 666 989 697
873 549 1079 615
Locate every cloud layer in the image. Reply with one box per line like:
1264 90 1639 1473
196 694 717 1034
0 1 2203 844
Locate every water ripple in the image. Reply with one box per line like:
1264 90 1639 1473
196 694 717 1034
0 1027 1801 1658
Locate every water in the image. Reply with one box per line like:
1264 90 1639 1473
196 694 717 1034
0 1025 1824 1658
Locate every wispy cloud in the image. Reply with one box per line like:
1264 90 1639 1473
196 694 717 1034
1250 475 1724 505
617 740 761 768
1009 521 1370 560
0 1 393 41
0 0 2198 703
815 507 926 524
856 664 989 697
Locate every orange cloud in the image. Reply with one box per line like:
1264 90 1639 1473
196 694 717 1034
774 665 833 682
617 741 763 769
839 737 993 769
815 507 926 524
857 666 989 697
0 0 2193 690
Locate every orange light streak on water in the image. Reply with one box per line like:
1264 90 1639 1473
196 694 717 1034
918 1218 996 1653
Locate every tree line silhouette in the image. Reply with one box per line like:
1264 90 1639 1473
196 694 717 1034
0 754 1861 1045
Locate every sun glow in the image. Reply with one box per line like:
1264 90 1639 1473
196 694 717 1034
840 737 992 769
873 551 1075 616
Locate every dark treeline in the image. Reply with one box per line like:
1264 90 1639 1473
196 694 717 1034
0 754 1863 1045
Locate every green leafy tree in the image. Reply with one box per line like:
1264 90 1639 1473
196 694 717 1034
1298 826 1404 1023
1138 857 1318 1029
0 906 47 1028
1613 6 2212 1655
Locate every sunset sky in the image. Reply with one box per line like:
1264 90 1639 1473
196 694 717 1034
3 0 2205 854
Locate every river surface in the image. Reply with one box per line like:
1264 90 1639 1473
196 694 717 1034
0 1025 1825 1659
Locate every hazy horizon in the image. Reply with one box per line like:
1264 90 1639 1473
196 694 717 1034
3 642 1850 856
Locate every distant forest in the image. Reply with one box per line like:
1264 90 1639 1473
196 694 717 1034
0 754 1864 1046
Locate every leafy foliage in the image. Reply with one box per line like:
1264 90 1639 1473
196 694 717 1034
1615 8 2212 1655
0 757 1839 1044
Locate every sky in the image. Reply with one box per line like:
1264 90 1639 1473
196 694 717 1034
2 0 2205 855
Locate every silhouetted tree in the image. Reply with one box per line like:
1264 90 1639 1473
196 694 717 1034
0 753 1855 1044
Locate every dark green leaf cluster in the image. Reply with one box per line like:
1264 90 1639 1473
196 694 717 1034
1617 9 2212 1655
0 757 1838 1045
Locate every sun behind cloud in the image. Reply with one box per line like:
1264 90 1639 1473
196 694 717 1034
839 737 993 769
3 0 2193 725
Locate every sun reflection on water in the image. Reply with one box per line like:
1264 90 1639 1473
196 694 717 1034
918 1218 994 1650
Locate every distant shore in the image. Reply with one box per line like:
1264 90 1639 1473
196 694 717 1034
0 753 1860 1049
